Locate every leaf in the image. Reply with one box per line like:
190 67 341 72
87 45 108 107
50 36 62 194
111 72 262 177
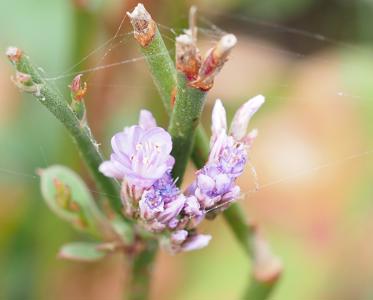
39 165 105 235
39 165 135 244
58 242 107 262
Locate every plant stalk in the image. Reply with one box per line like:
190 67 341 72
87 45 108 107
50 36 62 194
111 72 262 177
127 4 208 161
127 5 281 299
168 73 207 183
7 50 126 219
127 239 158 300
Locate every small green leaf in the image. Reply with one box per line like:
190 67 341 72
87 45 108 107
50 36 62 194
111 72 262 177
58 242 107 262
39 165 105 235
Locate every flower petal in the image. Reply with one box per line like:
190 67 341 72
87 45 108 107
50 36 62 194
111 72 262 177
181 234 212 252
230 95 265 140
139 109 157 129
171 230 188 245
158 194 185 223
211 99 227 137
197 174 215 192
99 161 125 179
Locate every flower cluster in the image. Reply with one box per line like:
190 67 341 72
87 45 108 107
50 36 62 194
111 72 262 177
99 96 264 253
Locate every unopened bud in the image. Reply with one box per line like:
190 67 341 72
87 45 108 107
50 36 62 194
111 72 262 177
69 74 87 101
127 3 156 47
15 71 32 85
6 46 22 63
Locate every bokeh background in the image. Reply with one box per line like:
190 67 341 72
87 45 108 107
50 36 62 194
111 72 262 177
1 0 373 299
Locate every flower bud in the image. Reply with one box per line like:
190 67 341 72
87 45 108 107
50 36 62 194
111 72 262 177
6 46 22 63
69 74 87 101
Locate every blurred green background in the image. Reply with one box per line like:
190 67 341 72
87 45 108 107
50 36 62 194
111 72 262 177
1 0 373 299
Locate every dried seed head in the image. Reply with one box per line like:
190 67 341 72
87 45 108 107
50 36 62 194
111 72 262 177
6 46 22 63
176 34 201 80
127 3 156 47
190 33 237 91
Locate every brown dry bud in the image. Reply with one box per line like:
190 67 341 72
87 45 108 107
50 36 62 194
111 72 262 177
6 46 23 63
190 34 237 91
176 34 201 80
251 226 282 283
127 3 156 47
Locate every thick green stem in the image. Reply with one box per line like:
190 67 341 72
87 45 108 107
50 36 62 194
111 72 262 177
243 279 278 300
138 28 176 115
168 73 207 184
225 204 280 300
223 203 255 257
128 6 281 299
128 239 158 300
8 52 125 219
191 126 210 168
134 19 208 160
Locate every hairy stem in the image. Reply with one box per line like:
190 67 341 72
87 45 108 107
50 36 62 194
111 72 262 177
136 28 176 115
128 239 158 300
7 51 126 219
168 73 207 183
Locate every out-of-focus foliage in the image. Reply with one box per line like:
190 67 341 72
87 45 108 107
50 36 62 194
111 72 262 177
1 0 373 299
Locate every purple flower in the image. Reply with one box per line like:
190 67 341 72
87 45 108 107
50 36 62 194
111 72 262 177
211 95 264 144
189 95 264 210
181 234 211 252
164 230 211 254
98 97 264 254
138 172 185 232
99 110 174 189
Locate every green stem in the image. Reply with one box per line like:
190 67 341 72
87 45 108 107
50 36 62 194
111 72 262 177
243 279 278 300
225 204 279 300
129 10 280 299
8 52 126 219
138 28 176 115
135 22 208 162
128 239 158 300
223 203 255 257
168 73 207 184
191 126 210 169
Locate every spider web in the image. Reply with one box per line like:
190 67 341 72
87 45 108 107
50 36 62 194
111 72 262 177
2 6 372 203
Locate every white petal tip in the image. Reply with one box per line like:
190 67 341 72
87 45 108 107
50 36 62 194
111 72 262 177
176 34 193 45
221 34 237 49
251 94 265 105
127 3 149 20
